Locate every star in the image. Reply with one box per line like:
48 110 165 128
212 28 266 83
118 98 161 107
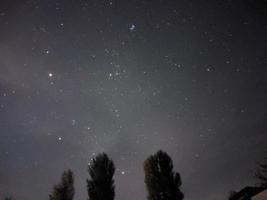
129 24 136 31
72 120 76 126
48 73 53 77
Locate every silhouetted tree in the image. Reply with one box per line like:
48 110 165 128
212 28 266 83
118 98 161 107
255 158 267 188
5 197 14 200
49 169 75 200
87 153 115 200
144 150 184 200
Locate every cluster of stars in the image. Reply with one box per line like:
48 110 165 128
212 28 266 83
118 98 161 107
0 1 266 200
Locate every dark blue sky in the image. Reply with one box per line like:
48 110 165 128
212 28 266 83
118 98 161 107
0 0 267 199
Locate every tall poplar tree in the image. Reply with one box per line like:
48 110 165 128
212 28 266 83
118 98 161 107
49 169 75 200
144 150 184 200
87 153 115 200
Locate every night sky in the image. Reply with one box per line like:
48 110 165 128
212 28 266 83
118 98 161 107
0 0 267 199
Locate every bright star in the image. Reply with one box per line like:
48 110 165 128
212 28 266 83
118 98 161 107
129 24 136 31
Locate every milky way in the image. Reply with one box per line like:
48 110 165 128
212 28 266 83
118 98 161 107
0 0 267 200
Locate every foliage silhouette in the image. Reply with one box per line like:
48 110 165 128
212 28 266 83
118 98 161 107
144 150 184 200
4 197 14 200
49 169 75 200
87 153 115 200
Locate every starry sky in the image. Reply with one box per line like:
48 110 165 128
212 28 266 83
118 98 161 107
0 0 267 200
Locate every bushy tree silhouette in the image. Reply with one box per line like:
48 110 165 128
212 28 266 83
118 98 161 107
255 159 267 188
49 169 75 200
144 150 184 200
87 153 115 200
